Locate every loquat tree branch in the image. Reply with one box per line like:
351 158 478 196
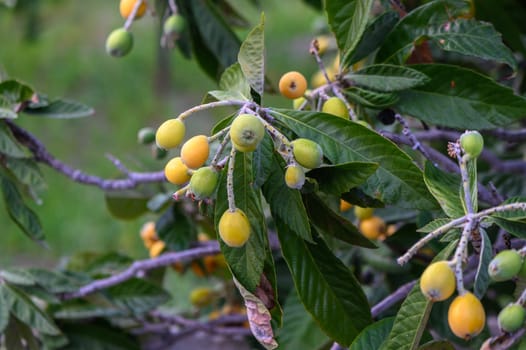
6 120 166 190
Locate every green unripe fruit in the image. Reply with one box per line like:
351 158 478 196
230 114 265 152
156 118 186 150
189 166 219 200
322 97 348 119
354 206 374 220
518 258 526 279
420 261 456 302
284 165 305 189
163 14 186 35
106 28 133 57
489 249 523 282
498 303 526 333
151 144 168 160
460 130 484 158
137 127 156 145
291 138 323 169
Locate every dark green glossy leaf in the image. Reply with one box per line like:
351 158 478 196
0 122 26 158
488 217 526 239
0 268 35 286
84 252 134 277
61 323 139 350
0 290 8 334
418 340 455 350
107 278 170 314
303 192 376 248
0 79 34 104
489 197 526 220
277 222 372 346
156 204 196 251
270 109 436 209
344 87 398 108
278 290 329 350
395 64 526 129
325 0 375 68
350 317 395 350
215 151 266 292
238 14 265 95
1 283 60 335
348 64 430 92
0 173 43 241
53 300 124 320
253 134 274 189
423 162 464 218
308 161 378 196
23 98 93 118
4 157 45 189
104 189 150 220
474 228 491 299
347 11 399 66
5 315 39 350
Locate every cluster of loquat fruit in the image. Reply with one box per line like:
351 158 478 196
106 0 186 58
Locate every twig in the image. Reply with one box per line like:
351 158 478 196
62 243 220 300
6 120 166 191
124 0 145 31
395 114 432 162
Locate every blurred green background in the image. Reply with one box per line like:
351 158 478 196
0 0 323 266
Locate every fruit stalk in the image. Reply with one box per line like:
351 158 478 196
124 0 145 30
452 216 474 295
178 100 247 121
210 130 231 166
395 113 431 161
226 146 237 212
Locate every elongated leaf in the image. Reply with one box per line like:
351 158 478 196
253 134 274 189
238 14 265 95
217 62 251 100
23 98 94 118
278 291 329 350
107 278 170 314
489 197 526 221
0 268 35 286
156 204 196 251
308 161 378 196
417 218 452 233
375 0 471 64
325 0 375 68
303 192 376 248
4 157 45 189
215 151 266 292
261 152 311 242
488 217 526 239
270 109 437 209
2 283 60 335
0 79 34 104
105 190 150 220
347 11 399 66
474 228 491 299
53 300 123 320
61 323 140 350
277 222 372 346
5 315 39 350
0 290 8 334
350 317 395 350
344 87 398 107
0 174 44 241
0 122 26 158
395 64 526 129
423 162 464 218
418 340 455 350
26 268 84 294
348 65 430 92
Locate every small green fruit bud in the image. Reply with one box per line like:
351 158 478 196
291 138 323 169
189 166 218 199
460 130 484 158
498 303 526 333
230 114 265 152
488 249 522 282
151 144 168 160
163 14 186 36
284 165 305 189
137 127 156 145
106 28 133 57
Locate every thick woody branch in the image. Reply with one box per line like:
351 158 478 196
6 120 166 190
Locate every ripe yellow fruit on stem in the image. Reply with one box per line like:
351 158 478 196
164 157 191 185
140 221 158 249
420 261 455 301
284 165 305 189
359 216 386 240
340 199 352 212
181 135 210 169
448 292 486 340
120 0 147 19
322 97 348 119
156 118 185 149
149 240 166 258
218 208 251 247
279 71 307 99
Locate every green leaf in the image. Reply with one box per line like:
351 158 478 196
418 340 455 350
84 252 134 276
474 228 491 299
106 278 170 314
1 283 60 335
0 173 44 241
423 162 464 218
0 290 8 334
489 197 526 221
218 62 251 100
344 87 398 108
0 79 34 104
23 98 94 118
348 64 430 92
308 161 378 196
488 217 526 239
0 122 26 158
417 218 452 233
5 314 40 350
215 151 266 292
61 323 140 350
261 152 312 242
238 14 265 95
0 107 17 119
395 64 526 129
277 223 372 346
4 157 45 189
325 0 375 69
347 11 399 66
53 300 123 320
303 192 376 248
26 268 84 294
277 290 329 350
253 133 274 189
104 189 150 220
375 0 471 64
350 317 395 350
270 109 437 209
156 204 196 251
0 268 35 286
